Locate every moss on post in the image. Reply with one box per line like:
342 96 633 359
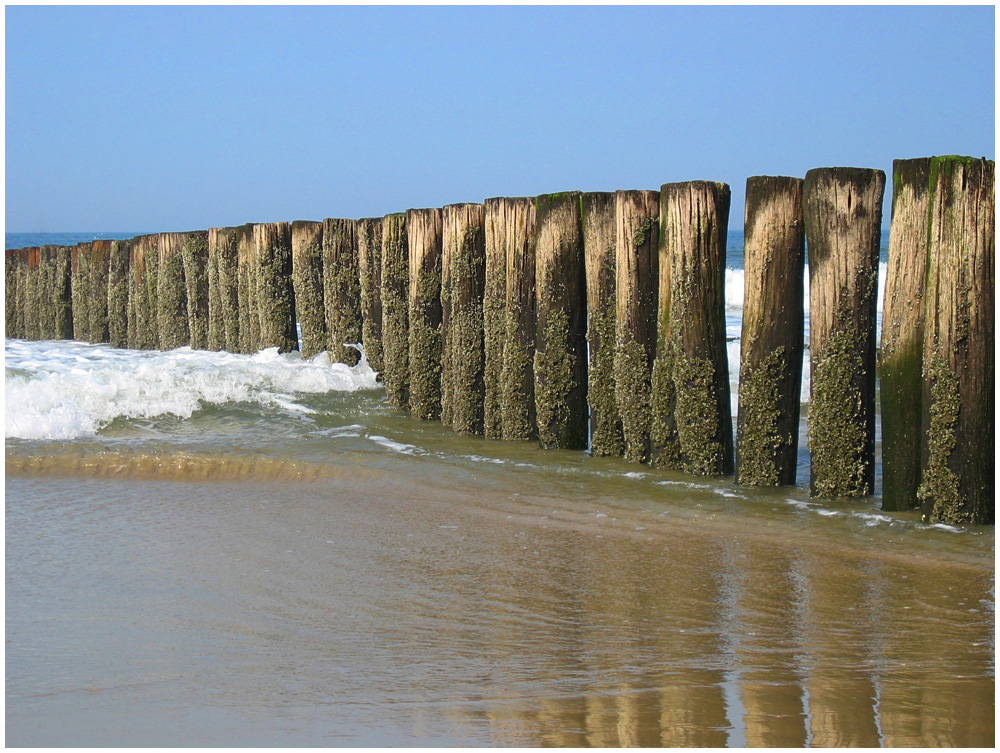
651 181 734 475
381 212 410 409
157 233 190 350
533 192 588 450
582 191 622 457
803 167 884 498
323 218 362 365
291 220 326 358
254 222 297 353
917 156 994 524
614 189 659 463
441 203 486 434
736 176 805 486
407 207 443 421
357 217 384 375
107 240 131 348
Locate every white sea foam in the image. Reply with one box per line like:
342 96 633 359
5 340 381 441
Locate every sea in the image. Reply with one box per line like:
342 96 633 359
5 230 994 746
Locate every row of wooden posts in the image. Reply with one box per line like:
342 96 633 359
5 157 994 524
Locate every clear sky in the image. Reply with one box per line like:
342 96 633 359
5 5 995 233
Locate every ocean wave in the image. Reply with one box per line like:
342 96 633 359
5 340 381 441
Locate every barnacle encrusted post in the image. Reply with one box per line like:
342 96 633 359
22 248 42 341
582 191 622 457
6 250 20 338
107 239 131 348
181 231 209 350
441 203 486 434
736 176 805 486
380 212 410 409
407 207 443 421
651 181 734 475
70 242 92 342
917 156 994 525
253 222 297 354
614 189 660 464
290 220 326 358
127 236 153 350
498 197 538 441
206 231 223 351
208 226 242 353
323 218 361 366
236 224 260 354
357 217 385 376
483 198 508 439
803 167 884 498
533 191 588 450
157 232 190 350
87 240 111 343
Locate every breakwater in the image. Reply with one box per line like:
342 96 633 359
6 157 994 524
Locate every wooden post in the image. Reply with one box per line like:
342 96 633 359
142 234 161 350
14 249 32 340
36 246 59 340
441 203 486 434
651 181 734 475
291 220 326 358
51 246 73 341
107 239 131 348
533 192 588 450
879 159 931 510
917 157 994 524
582 192 622 457
615 189 660 463
736 176 805 486
323 218 362 365
127 235 157 350
5 251 19 338
357 218 384 374
381 212 409 409
803 167 884 498
254 222 297 353
407 207 443 420
209 226 242 353
88 240 111 343
179 231 209 350
235 224 259 354
157 233 190 350
206 231 223 351
70 243 91 341
483 198 507 439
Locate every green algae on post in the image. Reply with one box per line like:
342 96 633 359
736 176 805 486
407 208 443 421
208 226 242 353
357 217 385 376
291 220 326 358
107 240 131 348
483 198 507 439
380 212 410 409
323 218 362 366
533 191 588 450
253 222 297 354
70 243 92 342
181 232 209 350
206 233 223 351
582 191 622 457
5 251 19 339
157 233 190 350
803 166 884 498
236 225 259 354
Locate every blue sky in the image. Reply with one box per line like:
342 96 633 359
5 5 995 233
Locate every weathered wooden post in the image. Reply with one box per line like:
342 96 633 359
254 222 297 353
497 197 538 441
142 234 161 349
157 232 190 350
357 217 384 374
582 191 622 457
483 198 508 439
291 220 326 358
70 243 92 341
323 218 362 365
5 251 19 338
533 192 588 450
917 156 994 524
407 207 443 420
88 240 111 343
14 249 33 340
107 239 131 348
181 231 209 350
381 212 410 408
441 203 486 434
615 189 660 463
209 226 242 353
879 158 931 510
803 167 884 498
736 176 805 486
650 181 734 475
51 246 73 341
236 225 259 354
126 235 156 350
35 246 55 340
206 232 223 351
